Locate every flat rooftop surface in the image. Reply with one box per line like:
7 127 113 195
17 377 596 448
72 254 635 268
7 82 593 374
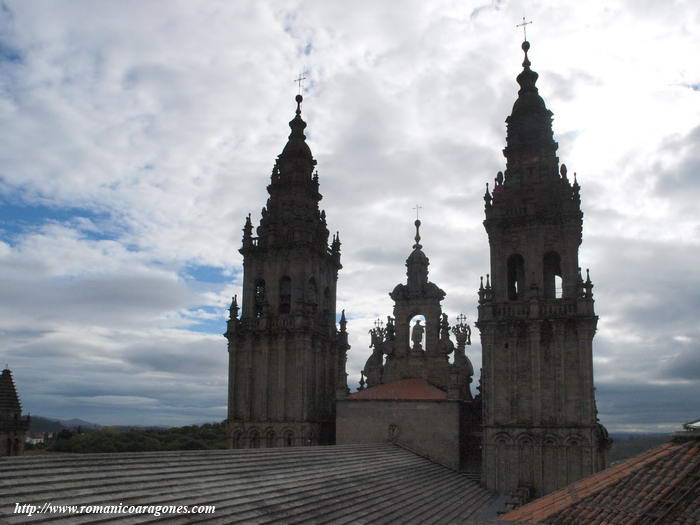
1 443 497 524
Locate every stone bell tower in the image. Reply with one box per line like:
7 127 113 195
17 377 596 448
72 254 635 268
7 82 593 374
476 41 610 499
337 220 478 471
371 219 473 394
225 94 349 448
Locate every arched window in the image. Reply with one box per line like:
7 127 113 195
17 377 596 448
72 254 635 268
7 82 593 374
507 254 525 300
232 432 242 449
543 436 559 494
517 435 535 487
307 278 318 306
265 430 276 448
254 279 266 318
565 436 585 484
284 431 294 447
543 252 562 299
279 276 291 314
249 429 260 449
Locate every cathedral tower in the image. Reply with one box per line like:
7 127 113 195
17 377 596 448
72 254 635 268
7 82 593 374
225 95 348 448
476 41 609 498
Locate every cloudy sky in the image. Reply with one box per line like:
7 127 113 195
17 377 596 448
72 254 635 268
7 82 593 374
0 0 698 431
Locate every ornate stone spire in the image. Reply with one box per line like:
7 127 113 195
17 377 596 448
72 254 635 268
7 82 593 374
390 219 445 303
339 309 347 333
241 95 334 256
278 94 315 166
516 41 538 95
229 295 239 319
406 219 429 289
503 39 559 183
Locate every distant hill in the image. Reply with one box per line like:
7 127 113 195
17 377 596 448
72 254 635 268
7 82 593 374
30 416 176 433
29 416 68 433
608 433 671 464
59 418 101 428
30 416 101 433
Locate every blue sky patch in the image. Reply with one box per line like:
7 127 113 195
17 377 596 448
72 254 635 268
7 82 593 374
183 305 227 335
184 264 235 284
0 200 115 241
0 40 21 64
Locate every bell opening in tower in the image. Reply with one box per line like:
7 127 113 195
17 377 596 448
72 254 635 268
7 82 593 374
279 276 291 314
254 279 266 318
507 254 525 300
543 251 562 299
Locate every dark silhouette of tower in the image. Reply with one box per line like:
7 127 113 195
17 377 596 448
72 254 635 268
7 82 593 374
0 367 30 456
476 41 610 499
225 95 348 448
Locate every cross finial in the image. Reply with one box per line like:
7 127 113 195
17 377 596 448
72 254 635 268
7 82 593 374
294 71 307 94
413 204 423 220
516 17 533 41
456 313 467 325
374 318 384 329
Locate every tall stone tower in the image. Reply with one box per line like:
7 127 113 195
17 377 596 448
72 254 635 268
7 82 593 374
0 367 30 456
225 95 348 448
476 41 610 499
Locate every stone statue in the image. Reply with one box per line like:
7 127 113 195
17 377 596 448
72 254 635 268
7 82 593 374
385 316 395 341
369 326 385 349
439 313 455 356
440 313 450 341
411 320 424 350
365 322 386 387
382 316 396 357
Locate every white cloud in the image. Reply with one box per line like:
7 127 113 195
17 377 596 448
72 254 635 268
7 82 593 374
0 0 699 431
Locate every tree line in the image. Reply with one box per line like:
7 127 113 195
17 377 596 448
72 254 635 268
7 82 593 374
30 422 227 453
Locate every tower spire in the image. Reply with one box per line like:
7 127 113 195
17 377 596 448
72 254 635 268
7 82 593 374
227 88 343 448
516 40 539 95
405 219 430 290
502 37 559 184
278 94 313 163
413 219 422 250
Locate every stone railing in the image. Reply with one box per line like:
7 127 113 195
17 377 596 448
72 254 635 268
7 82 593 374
481 297 594 321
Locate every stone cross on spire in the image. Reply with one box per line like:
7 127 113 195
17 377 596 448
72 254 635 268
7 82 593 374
413 204 422 220
516 17 533 41
294 71 307 94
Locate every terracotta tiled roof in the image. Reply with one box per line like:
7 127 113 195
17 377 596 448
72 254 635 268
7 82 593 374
348 378 448 400
501 434 700 524
0 368 22 415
